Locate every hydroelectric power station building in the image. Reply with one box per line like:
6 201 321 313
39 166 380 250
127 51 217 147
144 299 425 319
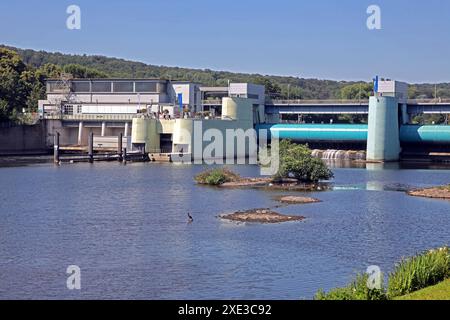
38 78 265 161
38 77 450 162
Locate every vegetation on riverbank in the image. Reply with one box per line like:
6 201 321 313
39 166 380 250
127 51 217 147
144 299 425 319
0 48 107 121
315 246 450 300
195 142 333 187
394 279 450 300
387 246 449 298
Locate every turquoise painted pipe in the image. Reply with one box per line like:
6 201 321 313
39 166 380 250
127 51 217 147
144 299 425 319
256 124 368 142
400 125 450 143
256 124 450 144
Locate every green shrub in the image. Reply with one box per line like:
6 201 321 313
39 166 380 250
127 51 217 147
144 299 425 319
387 246 449 298
315 273 386 300
194 168 240 186
275 140 334 183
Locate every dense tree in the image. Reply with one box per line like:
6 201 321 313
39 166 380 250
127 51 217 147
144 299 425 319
275 140 334 183
2 44 450 121
0 47 109 121
340 82 373 100
0 48 30 120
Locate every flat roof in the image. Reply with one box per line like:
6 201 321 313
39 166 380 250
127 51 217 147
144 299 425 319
199 86 228 92
46 78 170 82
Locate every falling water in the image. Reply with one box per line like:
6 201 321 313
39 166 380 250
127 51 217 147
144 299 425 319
311 149 366 160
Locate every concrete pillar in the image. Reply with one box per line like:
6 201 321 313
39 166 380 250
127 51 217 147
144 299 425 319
88 132 94 163
124 122 129 137
401 103 409 125
78 121 83 145
366 96 401 162
101 122 106 137
53 132 60 164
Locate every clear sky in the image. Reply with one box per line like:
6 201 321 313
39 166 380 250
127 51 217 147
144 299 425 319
0 0 449 83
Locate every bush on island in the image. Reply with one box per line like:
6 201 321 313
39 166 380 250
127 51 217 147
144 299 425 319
274 140 334 183
194 168 241 186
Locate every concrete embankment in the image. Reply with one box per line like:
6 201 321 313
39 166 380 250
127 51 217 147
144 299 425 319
0 122 49 156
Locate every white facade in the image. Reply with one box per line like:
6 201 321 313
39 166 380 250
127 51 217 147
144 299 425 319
38 79 265 119
229 83 266 105
170 82 202 112
378 80 409 103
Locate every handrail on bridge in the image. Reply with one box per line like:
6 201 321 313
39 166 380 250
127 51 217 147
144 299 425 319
267 98 450 105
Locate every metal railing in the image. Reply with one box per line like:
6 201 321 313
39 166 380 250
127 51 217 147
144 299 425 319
268 98 450 105
267 99 370 105
202 99 222 105
43 113 142 121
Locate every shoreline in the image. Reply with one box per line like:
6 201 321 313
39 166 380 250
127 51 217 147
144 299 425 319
407 185 450 200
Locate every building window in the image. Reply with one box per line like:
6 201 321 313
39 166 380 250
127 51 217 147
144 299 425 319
113 81 134 93
92 81 112 92
63 105 74 115
72 81 90 93
47 81 70 93
135 82 158 93
158 82 167 93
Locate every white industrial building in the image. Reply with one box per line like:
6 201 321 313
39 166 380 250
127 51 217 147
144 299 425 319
38 78 265 147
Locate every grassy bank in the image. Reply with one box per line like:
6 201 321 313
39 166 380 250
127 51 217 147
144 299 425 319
316 246 450 300
395 279 450 300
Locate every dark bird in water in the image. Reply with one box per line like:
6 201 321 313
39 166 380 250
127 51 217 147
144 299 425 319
187 212 193 223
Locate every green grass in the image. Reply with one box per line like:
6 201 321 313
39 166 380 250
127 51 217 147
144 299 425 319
194 168 240 186
387 247 449 298
315 273 386 300
315 246 449 300
395 279 450 300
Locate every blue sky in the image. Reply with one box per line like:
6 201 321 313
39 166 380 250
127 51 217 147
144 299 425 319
0 0 449 83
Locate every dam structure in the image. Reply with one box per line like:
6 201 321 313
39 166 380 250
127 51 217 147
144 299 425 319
37 78 450 162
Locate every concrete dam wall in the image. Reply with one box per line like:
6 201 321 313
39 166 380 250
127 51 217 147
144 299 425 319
0 122 48 155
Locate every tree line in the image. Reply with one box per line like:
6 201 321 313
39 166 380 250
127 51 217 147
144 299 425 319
1 44 450 122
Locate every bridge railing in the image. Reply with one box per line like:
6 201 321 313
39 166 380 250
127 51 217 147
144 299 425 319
408 98 450 105
267 98 450 105
267 99 370 105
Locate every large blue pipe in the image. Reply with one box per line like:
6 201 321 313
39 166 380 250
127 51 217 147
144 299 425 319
400 125 450 143
256 124 450 144
256 124 368 142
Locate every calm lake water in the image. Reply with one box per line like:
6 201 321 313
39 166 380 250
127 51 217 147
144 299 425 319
0 160 449 299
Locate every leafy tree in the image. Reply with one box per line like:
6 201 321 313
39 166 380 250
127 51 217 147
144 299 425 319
0 48 30 119
63 64 108 78
0 47 109 121
340 82 373 100
253 76 282 98
275 140 333 182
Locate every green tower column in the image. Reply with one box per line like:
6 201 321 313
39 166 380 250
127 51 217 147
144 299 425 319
366 96 401 161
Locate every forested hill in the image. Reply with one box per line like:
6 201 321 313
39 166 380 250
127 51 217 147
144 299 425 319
2 44 450 101
0 44 355 100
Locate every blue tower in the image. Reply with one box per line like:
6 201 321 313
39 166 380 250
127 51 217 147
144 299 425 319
366 96 401 161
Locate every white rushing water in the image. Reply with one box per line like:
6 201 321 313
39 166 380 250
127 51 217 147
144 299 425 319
312 149 366 160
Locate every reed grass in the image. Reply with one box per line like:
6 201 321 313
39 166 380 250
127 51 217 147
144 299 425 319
387 246 449 298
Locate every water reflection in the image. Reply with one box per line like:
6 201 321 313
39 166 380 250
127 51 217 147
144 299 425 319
0 161 449 299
